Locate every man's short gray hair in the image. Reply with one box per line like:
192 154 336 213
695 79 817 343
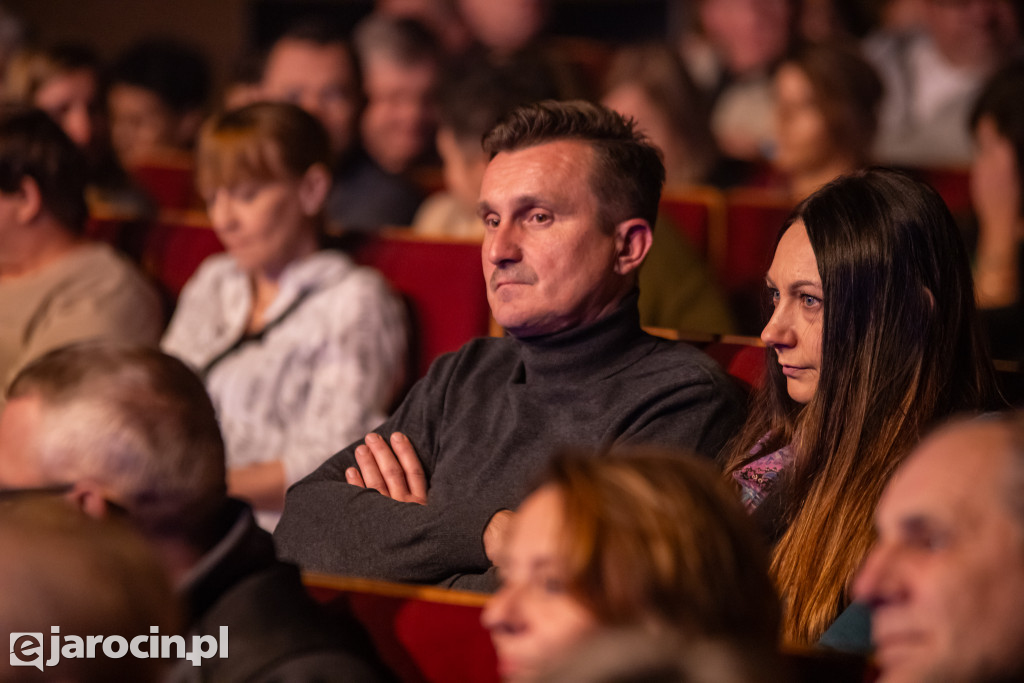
7 342 226 542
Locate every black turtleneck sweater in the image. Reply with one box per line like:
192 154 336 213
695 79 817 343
275 295 745 590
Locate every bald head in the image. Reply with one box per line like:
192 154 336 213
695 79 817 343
854 415 1024 683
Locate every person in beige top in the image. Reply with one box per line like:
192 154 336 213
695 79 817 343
0 106 162 389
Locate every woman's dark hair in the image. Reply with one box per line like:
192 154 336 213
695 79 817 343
781 43 883 166
970 59 1024 213
725 168 1001 644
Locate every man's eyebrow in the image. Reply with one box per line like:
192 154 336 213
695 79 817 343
476 201 492 218
477 196 551 219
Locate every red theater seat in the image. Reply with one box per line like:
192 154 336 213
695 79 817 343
304 574 498 683
659 185 726 260
722 189 794 334
127 151 203 211
912 166 971 216
141 211 224 301
350 232 491 379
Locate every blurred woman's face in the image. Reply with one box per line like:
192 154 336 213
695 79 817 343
761 220 823 404
700 0 791 75
774 63 831 176
602 84 685 185
773 63 833 176
205 171 322 278
482 485 598 682
33 68 104 157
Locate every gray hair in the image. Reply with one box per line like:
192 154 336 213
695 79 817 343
6 342 226 541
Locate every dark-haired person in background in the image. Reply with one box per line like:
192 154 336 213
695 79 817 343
107 38 211 167
0 107 161 392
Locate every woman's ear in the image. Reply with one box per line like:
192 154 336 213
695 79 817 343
297 163 331 217
613 218 653 276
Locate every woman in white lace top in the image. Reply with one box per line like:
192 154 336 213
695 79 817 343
163 103 407 530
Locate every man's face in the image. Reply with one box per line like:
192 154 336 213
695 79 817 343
925 0 1018 69
108 84 179 166
33 68 104 158
478 140 630 338
853 421 1024 683
261 39 360 159
0 395 48 488
360 56 437 174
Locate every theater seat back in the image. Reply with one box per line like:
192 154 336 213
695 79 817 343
304 574 498 683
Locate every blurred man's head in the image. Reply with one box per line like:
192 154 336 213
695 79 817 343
261 19 362 161
0 107 89 267
924 0 1019 70
107 39 211 165
0 497 178 682
854 414 1024 683
0 342 227 550
353 15 440 174
4 44 106 160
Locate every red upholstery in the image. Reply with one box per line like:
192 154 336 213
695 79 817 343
350 233 490 379
304 574 498 683
141 212 224 300
659 185 726 258
701 337 767 391
127 156 202 211
913 166 971 216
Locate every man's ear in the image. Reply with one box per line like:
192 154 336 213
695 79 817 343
298 163 331 217
66 480 113 520
613 218 653 276
14 176 43 224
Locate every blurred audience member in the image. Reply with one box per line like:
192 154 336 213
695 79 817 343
602 44 721 188
353 15 440 176
854 413 1024 683
725 169 1000 647
537 630 788 683
0 497 178 683
969 59 1024 361
680 0 798 161
600 43 736 334
865 0 1022 166
773 44 883 201
0 342 390 682
262 18 423 231
4 43 150 216
483 448 780 683
107 38 210 167
412 59 556 240
376 0 472 55
163 103 407 530
0 107 161 392
0 3 25 90
457 0 549 58
222 53 264 112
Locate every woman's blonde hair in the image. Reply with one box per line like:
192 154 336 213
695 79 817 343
545 447 780 647
195 101 330 197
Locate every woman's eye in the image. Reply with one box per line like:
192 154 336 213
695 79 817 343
801 294 822 309
767 287 780 306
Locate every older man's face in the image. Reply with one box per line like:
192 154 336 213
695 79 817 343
261 39 360 158
478 140 633 338
853 421 1024 683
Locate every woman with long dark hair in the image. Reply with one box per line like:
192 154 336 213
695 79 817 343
726 168 1001 645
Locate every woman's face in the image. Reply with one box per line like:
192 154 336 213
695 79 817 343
205 172 321 278
773 63 833 175
761 220 823 404
33 68 104 157
482 485 598 682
